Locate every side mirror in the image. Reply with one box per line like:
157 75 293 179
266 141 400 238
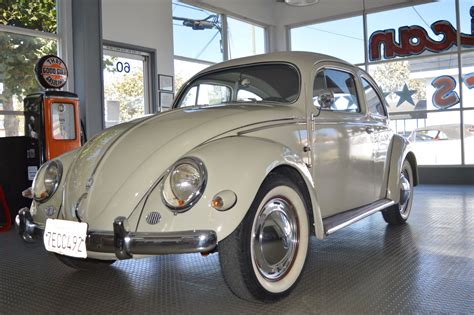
317 91 335 109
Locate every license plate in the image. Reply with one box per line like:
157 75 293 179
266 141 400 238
43 219 88 258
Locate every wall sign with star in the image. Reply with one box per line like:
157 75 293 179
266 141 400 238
384 83 423 112
383 73 474 113
395 84 416 108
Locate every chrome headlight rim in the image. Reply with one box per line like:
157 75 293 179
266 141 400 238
32 160 63 203
161 157 207 212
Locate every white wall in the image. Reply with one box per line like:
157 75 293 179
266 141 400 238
185 0 276 26
101 0 174 76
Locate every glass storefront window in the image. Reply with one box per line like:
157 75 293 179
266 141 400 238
0 0 57 33
287 0 473 166
462 51 474 108
103 48 150 128
227 17 265 59
291 15 364 64
459 0 474 51
0 32 57 136
369 54 460 113
0 114 24 137
463 109 474 164
174 58 212 93
172 0 223 63
367 0 457 62
392 111 462 165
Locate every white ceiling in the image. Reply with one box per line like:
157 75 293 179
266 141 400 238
186 0 432 27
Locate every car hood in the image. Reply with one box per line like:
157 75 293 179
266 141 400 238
62 105 303 228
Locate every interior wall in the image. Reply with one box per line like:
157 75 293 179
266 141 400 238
184 0 276 26
101 0 174 77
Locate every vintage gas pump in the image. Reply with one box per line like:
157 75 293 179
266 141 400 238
23 55 81 176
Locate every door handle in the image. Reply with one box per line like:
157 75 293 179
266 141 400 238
366 127 374 134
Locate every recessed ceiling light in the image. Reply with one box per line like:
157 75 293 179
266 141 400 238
284 0 319 6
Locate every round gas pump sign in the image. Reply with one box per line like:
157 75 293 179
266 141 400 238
35 55 68 89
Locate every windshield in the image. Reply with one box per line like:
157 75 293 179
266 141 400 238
176 63 300 108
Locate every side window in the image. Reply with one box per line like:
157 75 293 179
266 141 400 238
181 86 198 107
313 69 360 113
237 89 262 102
197 84 231 106
361 78 386 117
181 84 231 107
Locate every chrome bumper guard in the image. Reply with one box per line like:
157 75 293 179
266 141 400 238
15 209 218 260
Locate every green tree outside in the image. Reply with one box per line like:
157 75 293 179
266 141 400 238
0 0 57 136
104 70 145 122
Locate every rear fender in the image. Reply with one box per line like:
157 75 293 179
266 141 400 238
386 134 418 203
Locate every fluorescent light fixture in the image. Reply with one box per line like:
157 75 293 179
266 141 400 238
284 0 319 6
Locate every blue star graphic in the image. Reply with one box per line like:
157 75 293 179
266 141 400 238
395 84 416 107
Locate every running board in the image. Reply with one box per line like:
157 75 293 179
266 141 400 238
323 199 395 235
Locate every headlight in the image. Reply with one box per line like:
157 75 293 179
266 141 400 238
161 157 207 212
33 160 63 202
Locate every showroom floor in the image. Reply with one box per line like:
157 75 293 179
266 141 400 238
1 185 473 314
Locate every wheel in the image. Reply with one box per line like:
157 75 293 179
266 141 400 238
55 254 115 271
219 173 310 302
383 160 414 225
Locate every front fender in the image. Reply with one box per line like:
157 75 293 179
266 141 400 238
386 134 418 203
31 148 80 224
135 136 323 242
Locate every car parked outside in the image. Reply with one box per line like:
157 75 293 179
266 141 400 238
407 124 474 165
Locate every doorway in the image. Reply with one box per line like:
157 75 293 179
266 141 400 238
102 43 156 128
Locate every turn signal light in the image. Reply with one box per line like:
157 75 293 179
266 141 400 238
22 187 33 199
211 197 223 209
211 190 237 211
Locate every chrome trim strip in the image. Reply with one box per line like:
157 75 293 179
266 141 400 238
237 118 306 135
324 199 395 235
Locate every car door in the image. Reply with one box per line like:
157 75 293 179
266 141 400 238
359 74 392 199
309 64 376 218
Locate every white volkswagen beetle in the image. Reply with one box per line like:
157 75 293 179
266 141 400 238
17 52 417 302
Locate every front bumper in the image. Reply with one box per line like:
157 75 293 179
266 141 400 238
15 208 218 260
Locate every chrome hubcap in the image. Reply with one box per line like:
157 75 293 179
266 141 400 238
252 197 298 281
399 170 412 217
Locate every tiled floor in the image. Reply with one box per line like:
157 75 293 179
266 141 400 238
1 185 473 314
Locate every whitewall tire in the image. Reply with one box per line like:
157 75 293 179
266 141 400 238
219 172 310 302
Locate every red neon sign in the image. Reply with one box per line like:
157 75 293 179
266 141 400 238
369 6 474 61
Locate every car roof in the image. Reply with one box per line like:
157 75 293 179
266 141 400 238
203 51 353 73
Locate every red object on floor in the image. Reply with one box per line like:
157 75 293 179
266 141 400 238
0 186 12 232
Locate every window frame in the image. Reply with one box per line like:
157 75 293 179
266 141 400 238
172 1 269 67
312 64 362 114
0 0 72 138
103 41 157 117
174 61 302 109
226 15 268 60
359 73 388 118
